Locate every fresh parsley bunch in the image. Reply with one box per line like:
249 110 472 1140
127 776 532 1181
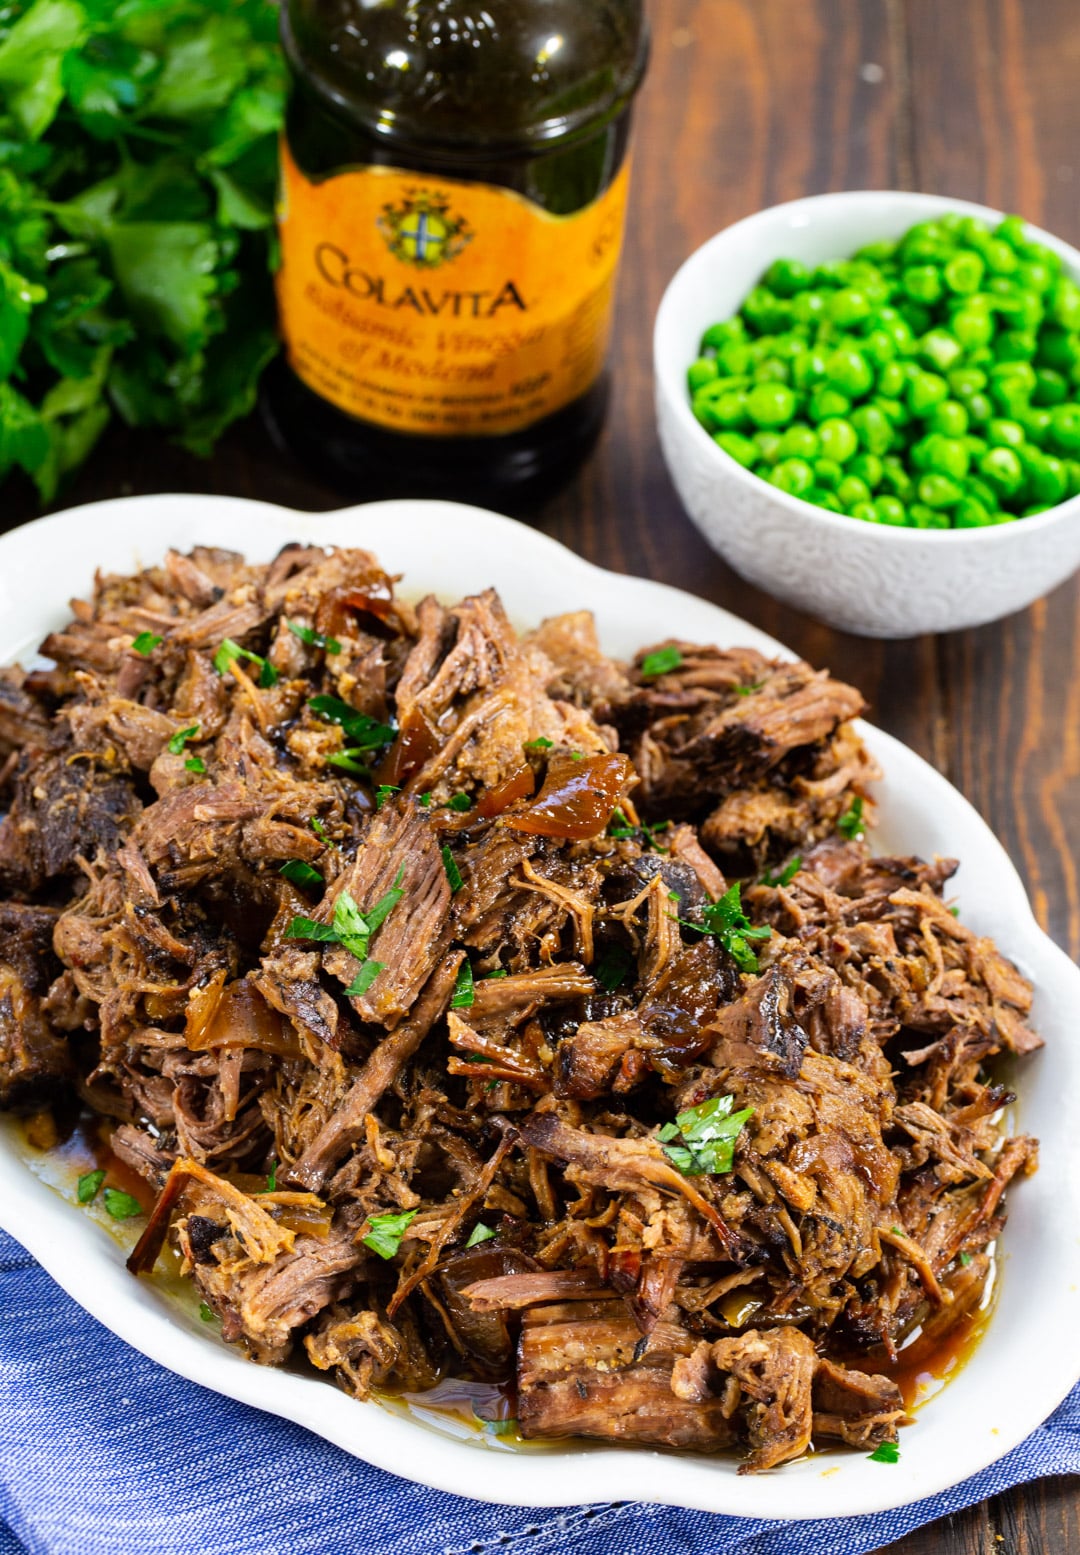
0 0 285 503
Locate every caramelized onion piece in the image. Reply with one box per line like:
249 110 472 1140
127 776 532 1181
507 753 632 840
186 977 302 1058
315 576 400 639
476 763 535 819
378 707 439 787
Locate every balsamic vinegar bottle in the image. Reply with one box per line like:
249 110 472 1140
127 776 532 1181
265 0 648 504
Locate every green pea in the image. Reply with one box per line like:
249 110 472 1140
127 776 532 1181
692 394 722 431
877 360 907 399
918 473 964 508
952 306 996 350
954 496 994 528
848 452 884 489
689 358 720 393
909 502 950 529
1018 259 1055 295
944 251 985 294
921 433 970 480
901 222 953 266
985 238 1019 275
770 457 815 496
708 391 747 427
1021 504 1049 518
919 329 964 373
898 300 933 336
764 258 812 297
1035 325 1080 372
826 288 872 328
1022 406 1053 446
873 396 909 427
792 348 829 389
1023 451 1068 506
979 445 1025 496
966 392 994 425
1066 459 1080 497
848 501 880 523
907 372 949 417
754 430 784 465
808 386 852 422
995 215 1028 251
995 329 1038 362
815 491 845 513
825 346 874 399
742 286 792 335
714 431 758 468
817 417 859 463
987 418 1025 449
964 434 988 459
1033 368 1069 406
966 475 999 510
777 423 820 460
701 319 746 352
813 457 843 489
836 474 872 509
745 382 797 427
790 290 828 327
875 495 907 526
1050 278 1080 331
718 340 753 376
1048 402 1080 453
901 265 943 306
929 399 969 438
949 366 988 399
880 456 915 499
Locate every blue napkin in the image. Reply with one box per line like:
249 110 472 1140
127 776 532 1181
1 1229 1076 1555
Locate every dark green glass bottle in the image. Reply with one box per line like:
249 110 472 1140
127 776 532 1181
265 0 648 504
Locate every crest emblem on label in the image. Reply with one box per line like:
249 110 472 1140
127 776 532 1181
377 189 473 268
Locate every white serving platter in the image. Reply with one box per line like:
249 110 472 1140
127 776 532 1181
0 494 1077 1520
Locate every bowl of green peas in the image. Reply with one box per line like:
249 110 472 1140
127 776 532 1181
654 191 1080 636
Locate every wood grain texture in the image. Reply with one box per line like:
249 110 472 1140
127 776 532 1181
1 2 1077 1548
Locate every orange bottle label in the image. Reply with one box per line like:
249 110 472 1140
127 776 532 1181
275 142 631 438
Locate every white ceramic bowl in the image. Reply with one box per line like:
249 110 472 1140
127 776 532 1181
655 190 1080 638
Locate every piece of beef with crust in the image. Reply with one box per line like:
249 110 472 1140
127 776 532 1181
0 903 70 1108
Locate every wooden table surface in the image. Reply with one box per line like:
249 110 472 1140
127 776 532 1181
4 0 1078 1548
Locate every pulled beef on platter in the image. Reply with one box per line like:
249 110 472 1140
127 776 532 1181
0 545 1039 1474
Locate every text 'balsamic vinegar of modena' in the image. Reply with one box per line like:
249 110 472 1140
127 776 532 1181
266 0 649 503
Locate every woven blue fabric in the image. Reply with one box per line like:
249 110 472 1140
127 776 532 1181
1 1228 1076 1555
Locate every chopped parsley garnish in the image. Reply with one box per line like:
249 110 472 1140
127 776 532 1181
569 751 583 760
476 1415 517 1437
607 807 636 840
485 969 508 979
689 882 771 973
375 785 400 810
606 809 670 852
362 1209 418 1260
959 1251 973 1267
199 1302 215 1323
640 645 684 679
735 680 765 697
451 959 475 1009
868 1441 900 1464
213 637 278 689
103 1187 143 1221
280 859 324 891
658 1095 754 1177
523 736 553 751
287 620 342 655
184 756 207 775
762 857 802 888
344 960 385 999
167 724 200 756
77 1169 105 1204
326 751 372 776
838 795 866 840
308 695 395 750
445 793 472 812
596 945 633 992
441 844 464 893
131 632 162 657
310 818 336 848
265 1160 278 1192
466 1222 496 1248
949 904 961 918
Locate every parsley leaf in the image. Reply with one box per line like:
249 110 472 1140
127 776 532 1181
131 632 162 656
264 1159 278 1192
959 1251 973 1267
640 645 683 679
213 637 278 688
868 1441 900 1464
77 1168 105 1204
441 844 464 893
735 680 765 697
838 795 866 840
308 695 395 750
167 723 200 756
199 1301 215 1323
285 872 404 988
690 882 771 973
362 1209 417 1260
287 620 341 654
523 736 553 751
595 945 633 992
310 818 336 848
103 1187 143 1220
466 1222 496 1248
344 959 384 999
451 959 475 1009
445 793 472 812
375 785 400 810
762 857 802 888
657 1095 754 1177
279 859 323 891
184 756 207 774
